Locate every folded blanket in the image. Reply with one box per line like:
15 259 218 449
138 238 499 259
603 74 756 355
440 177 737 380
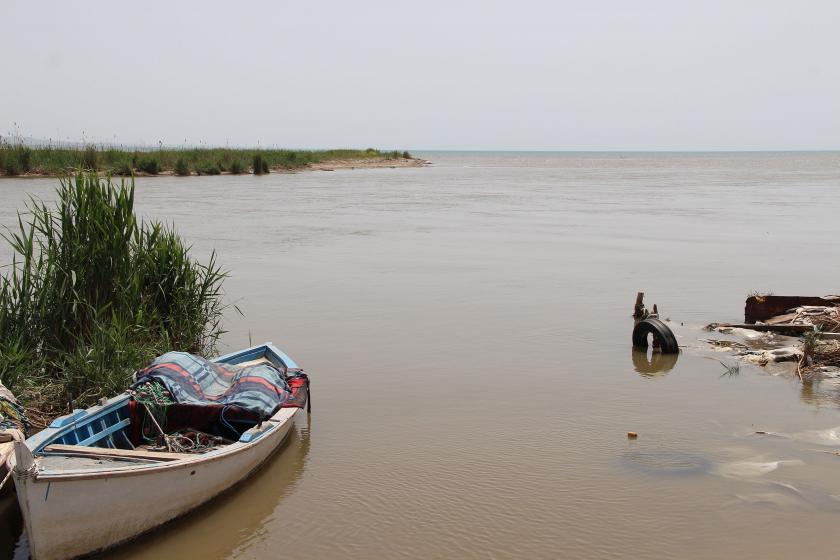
133 352 291 419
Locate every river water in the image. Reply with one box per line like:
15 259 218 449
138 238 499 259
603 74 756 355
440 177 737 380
2 152 840 559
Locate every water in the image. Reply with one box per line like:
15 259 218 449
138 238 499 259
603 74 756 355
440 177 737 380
2 152 840 559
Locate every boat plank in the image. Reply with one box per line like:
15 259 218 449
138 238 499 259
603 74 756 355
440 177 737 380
236 357 272 367
42 444 187 462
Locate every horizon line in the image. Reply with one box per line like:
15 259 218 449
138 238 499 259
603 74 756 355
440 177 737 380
3 136 839 154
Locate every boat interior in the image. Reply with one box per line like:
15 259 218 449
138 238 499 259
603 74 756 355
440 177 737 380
26 345 299 472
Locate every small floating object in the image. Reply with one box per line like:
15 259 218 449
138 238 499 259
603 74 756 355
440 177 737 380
11 342 310 560
627 432 638 439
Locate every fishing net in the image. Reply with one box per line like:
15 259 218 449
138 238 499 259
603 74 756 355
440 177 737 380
146 429 232 454
0 382 29 436
132 381 235 453
133 381 174 444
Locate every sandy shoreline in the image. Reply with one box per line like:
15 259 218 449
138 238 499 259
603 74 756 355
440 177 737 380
307 157 429 171
0 157 430 179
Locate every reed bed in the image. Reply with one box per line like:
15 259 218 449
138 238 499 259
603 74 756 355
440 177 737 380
0 172 228 417
0 143 410 176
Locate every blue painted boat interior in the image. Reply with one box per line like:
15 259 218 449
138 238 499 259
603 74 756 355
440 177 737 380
29 343 287 455
41 395 134 451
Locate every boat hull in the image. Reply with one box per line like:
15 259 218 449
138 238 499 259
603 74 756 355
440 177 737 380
16 406 300 560
12 342 306 560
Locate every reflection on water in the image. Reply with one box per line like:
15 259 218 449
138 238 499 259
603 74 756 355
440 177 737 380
106 418 311 560
0 487 21 560
3 152 840 559
632 349 679 377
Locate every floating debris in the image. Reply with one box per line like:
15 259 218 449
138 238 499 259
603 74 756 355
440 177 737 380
702 339 749 351
705 294 840 379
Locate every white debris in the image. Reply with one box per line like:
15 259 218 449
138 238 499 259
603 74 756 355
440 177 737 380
738 346 803 365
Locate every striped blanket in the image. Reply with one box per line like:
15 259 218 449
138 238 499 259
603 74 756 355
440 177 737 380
133 352 291 420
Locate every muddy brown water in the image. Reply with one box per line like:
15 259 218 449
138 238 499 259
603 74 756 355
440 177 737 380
2 152 840 559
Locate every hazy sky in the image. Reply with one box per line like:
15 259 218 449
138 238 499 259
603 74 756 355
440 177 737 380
2 1 839 150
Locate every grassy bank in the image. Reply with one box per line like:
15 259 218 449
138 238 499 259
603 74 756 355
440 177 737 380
0 144 413 177
0 172 227 427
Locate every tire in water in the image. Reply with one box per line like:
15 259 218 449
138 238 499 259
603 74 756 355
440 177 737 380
632 318 679 354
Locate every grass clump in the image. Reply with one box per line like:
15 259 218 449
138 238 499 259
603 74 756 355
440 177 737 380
17 146 32 172
137 156 161 175
2 145 32 176
2 156 19 177
81 145 98 170
196 162 221 176
113 162 133 176
174 158 191 176
230 160 244 175
253 154 269 175
0 172 228 418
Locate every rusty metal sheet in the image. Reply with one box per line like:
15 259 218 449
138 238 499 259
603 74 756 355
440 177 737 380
744 295 840 324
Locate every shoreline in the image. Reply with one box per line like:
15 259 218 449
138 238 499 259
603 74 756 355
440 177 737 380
0 156 430 179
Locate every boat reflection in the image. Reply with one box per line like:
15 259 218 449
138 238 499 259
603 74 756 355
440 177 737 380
632 348 679 377
96 416 310 560
0 483 22 560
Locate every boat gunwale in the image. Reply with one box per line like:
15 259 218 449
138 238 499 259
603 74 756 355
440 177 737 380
31 407 299 481
19 342 304 482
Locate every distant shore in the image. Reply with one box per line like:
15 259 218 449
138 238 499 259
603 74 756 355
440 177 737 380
308 157 428 172
0 145 429 178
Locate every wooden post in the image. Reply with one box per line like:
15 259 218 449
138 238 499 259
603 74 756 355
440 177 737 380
633 292 645 319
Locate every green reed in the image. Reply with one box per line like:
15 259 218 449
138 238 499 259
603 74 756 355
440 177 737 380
0 172 228 413
0 143 412 176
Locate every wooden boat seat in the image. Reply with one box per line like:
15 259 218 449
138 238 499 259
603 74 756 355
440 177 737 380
42 444 186 462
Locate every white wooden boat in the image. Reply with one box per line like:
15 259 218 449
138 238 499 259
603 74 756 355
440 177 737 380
11 342 308 560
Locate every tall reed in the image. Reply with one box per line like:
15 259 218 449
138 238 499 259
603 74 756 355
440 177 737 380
0 172 228 413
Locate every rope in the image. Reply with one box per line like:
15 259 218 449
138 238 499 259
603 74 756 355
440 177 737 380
0 468 12 493
132 382 174 446
147 428 229 454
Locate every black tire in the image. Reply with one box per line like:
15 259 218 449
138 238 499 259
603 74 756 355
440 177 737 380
632 318 679 354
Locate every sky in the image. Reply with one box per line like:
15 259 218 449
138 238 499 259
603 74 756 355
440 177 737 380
2 1 839 151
